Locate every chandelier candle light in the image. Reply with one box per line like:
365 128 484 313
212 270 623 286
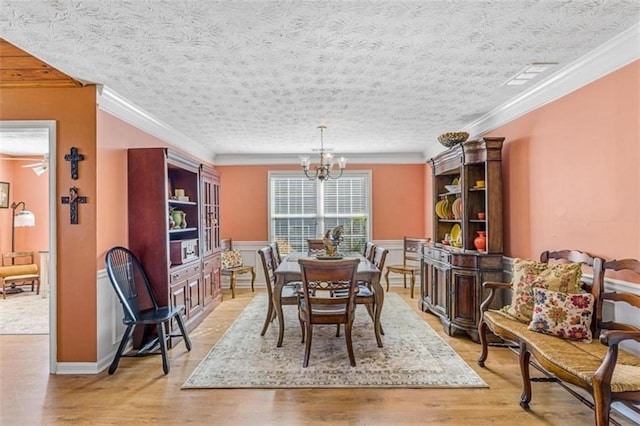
300 126 347 181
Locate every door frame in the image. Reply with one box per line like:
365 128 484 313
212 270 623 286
0 120 57 373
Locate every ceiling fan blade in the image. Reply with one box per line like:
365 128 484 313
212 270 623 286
22 162 44 168
0 157 36 161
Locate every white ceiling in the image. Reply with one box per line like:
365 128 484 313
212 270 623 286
0 1 638 164
0 128 49 156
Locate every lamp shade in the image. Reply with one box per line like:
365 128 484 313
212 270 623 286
14 210 35 227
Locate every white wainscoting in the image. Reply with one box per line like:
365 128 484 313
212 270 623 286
56 270 126 374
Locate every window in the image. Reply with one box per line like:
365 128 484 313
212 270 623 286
269 171 371 255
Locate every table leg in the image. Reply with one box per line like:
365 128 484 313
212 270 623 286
370 276 384 348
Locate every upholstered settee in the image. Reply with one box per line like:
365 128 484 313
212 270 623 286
0 263 40 299
477 250 640 426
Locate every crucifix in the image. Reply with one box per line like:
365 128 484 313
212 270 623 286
64 146 85 180
61 187 87 224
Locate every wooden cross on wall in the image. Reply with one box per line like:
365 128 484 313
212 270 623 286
64 147 85 180
61 187 87 224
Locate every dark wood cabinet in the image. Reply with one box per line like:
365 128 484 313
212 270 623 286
420 138 505 342
201 164 222 305
128 148 221 347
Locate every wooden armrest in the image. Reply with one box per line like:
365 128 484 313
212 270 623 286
479 281 510 313
594 329 640 388
482 281 511 290
599 330 640 346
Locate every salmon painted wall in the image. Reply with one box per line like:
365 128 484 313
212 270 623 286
217 164 426 241
0 155 48 262
485 60 639 281
96 110 170 269
0 86 98 362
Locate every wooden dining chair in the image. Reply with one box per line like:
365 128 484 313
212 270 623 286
363 241 376 262
105 246 191 374
335 246 388 344
257 246 299 336
306 238 325 256
297 258 360 367
220 237 256 298
385 236 428 298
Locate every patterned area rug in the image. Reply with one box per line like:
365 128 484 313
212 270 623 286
0 290 49 334
183 293 487 389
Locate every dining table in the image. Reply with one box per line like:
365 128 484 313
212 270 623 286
273 252 384 348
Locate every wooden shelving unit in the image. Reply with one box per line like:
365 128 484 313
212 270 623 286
127 148 221 347
420 137 505 342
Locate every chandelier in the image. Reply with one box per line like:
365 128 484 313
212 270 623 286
299 126 347 181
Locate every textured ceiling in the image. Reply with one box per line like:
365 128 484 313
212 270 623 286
0 1 638 162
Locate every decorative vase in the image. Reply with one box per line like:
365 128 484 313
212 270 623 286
169 214 175 229
171 210 186 229
474 231 487 251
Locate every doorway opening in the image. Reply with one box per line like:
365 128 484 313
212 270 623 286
0 120 57 373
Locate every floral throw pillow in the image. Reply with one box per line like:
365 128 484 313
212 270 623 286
528 288 595 342
501 259 582 323
221 250 243 269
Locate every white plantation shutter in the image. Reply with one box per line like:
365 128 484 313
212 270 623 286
269 171 371 254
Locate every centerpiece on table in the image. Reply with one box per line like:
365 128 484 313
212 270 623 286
322 225 344 258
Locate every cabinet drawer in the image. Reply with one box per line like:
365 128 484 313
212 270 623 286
424 247 449 261
169 262 201 284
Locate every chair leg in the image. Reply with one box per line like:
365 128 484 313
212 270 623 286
250 269 256 292
477 320 489 367
384 270 390 292
403 274 407 289
109 324 133 375
410 272 415 298
230 272 236 298
303 324 313 367
174 312 192 351
261 299 274 336
157 322 170 374
336 324 341 337
519 342 532 410
345 320 356 367
35 279 40 295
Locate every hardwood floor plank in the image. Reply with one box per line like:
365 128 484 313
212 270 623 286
0 288 633 425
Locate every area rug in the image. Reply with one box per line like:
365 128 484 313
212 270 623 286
0 291 49 334
183 293 487 389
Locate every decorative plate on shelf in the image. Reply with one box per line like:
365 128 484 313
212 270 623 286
444 184 460 193
452 198 462 219
450 224 461 243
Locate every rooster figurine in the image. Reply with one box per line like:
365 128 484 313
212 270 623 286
323 225 344 256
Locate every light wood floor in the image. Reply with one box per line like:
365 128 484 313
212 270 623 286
0 288 633 425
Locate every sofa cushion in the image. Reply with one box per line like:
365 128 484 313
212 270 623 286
0 264 38 278
528 288 595 342
502 259 582 322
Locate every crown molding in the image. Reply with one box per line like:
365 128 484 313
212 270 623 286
458 23 640 150
96 86 216 163
213 152 426 166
